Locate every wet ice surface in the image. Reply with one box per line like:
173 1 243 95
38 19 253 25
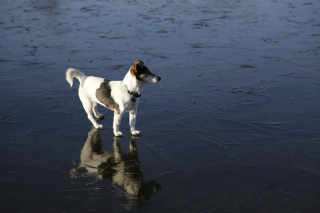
1 0 320 212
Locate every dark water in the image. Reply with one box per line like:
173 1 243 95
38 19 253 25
1 0 320 212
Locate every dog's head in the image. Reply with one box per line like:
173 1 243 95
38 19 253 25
130 60 161 84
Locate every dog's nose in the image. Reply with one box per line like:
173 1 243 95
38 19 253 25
157 76 161 82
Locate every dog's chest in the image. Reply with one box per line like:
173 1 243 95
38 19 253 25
122 97 138 112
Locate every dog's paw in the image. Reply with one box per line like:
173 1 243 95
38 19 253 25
95 115 104 121
96 124 104 130
131 130 141 137
114 131 123 137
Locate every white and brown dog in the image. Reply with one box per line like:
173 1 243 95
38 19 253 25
66 60 161 137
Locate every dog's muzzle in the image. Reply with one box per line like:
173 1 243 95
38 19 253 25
152 76 161 83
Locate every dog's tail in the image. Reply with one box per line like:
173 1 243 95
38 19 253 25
66 68 85 87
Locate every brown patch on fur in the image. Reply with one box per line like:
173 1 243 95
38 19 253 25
96 80 120 113
130 60 144 76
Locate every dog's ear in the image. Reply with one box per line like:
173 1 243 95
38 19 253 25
134 60 144 66
130 60 144 76
130 62 138 76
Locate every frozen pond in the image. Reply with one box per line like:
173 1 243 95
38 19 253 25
1 0 320 212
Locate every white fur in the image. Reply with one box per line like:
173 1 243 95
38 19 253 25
66 64 160 137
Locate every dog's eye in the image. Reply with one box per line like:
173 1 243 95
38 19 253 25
140 74 144 79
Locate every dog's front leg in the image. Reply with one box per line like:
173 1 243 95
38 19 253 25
113 112 123 137
129 109 141 136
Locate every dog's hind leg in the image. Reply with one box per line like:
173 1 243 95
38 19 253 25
79 93 104 130
92 101 104 120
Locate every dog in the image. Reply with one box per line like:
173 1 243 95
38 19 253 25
66 60 161 137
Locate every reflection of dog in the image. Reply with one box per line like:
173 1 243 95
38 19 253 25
66 60 161 137
71 128 161 200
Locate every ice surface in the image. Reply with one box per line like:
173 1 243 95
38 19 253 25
1 0 320 212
